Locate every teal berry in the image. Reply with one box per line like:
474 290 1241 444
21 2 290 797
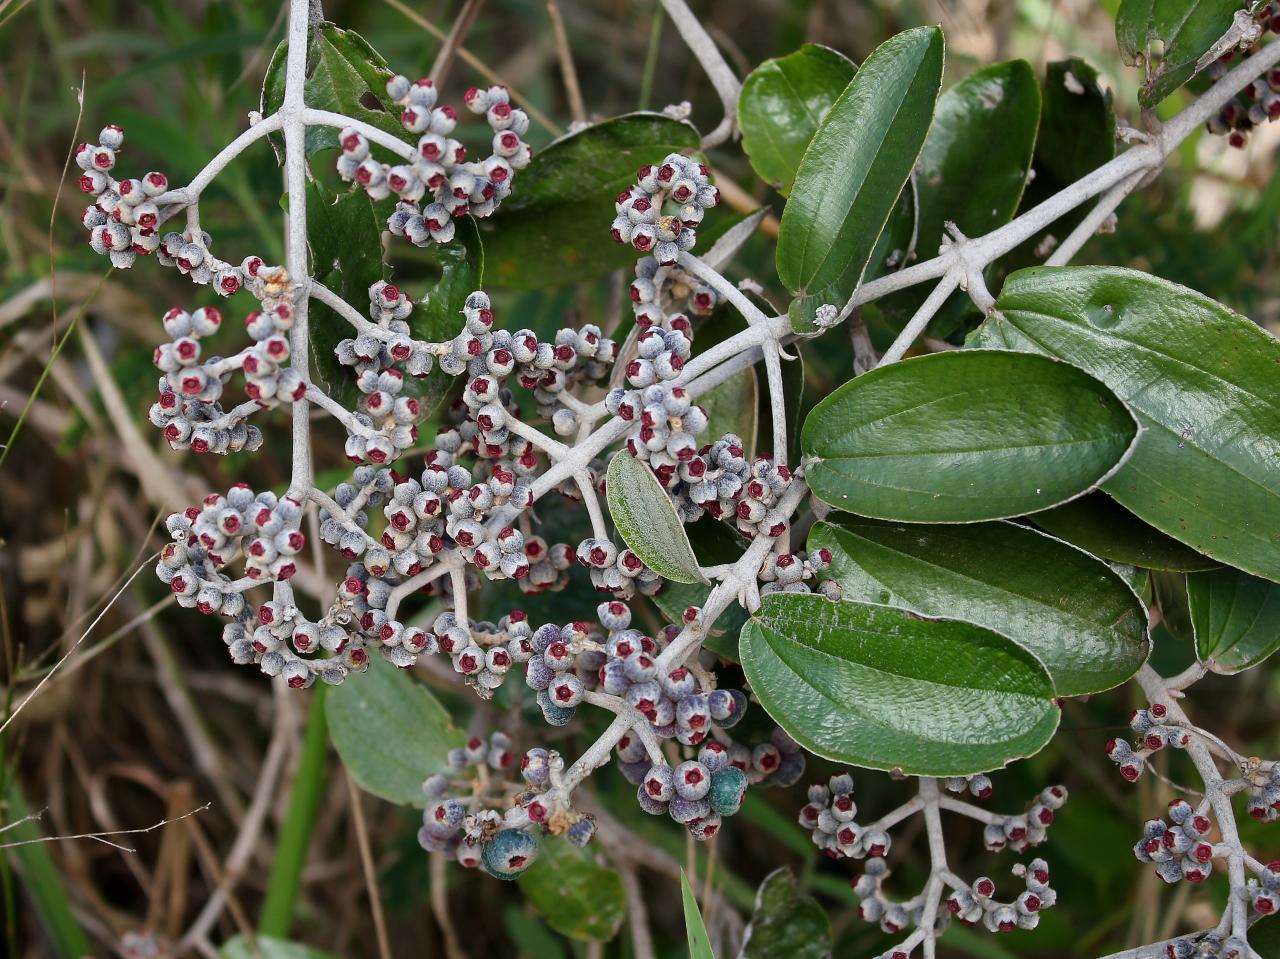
708 766 748 817
537 689 576 726
481 828 540 880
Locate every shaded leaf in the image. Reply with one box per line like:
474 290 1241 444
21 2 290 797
779 27 943 330
977 266 1280 581
653 516 749 659
1152 571 1195 644
1116 0 1241 107
1030 492 1219 572
701 367 759 460
606 452 707 585
740 867 832 959
261 23 404 156
738 44 857 196
801 350 1138 522
1189 566 1280 672
517 838 625 942
481 114 700 289
738 593 1060 775
809 517 1150 696
326 657 464 806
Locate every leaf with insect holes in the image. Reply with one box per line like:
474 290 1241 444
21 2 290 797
1115 0 1242 107
262 22 406 156
606 452 707 585
739 593 1060 775
801 350 1139 522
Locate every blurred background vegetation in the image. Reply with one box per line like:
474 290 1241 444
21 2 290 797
0 1 1277 957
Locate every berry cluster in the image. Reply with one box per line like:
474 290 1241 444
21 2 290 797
1133 800 1218 885
1204 13 1280 148
339 76 531 248
799 772 1066 957
610 153 720 269
146 261 308 455
1104 702 1193 782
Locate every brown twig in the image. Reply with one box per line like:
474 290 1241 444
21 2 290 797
546 0 586 123
429 0 486 87
345 773 393 959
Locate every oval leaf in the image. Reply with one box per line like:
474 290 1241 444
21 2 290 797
976 266 1280 581
739 593 1060 775
481 113 699 289
809 517 1150 696
741 867 833 959
326 656 464 806
801 350 1139 522
606 452 707 584
778 27 943 328
738 44 857 196
1030 492 1219 572
517 838 625 942
1189 567 1280 673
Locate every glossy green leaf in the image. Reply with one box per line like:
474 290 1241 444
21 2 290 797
681 870 715 959
326 656 464 806
741 867 833 959
1116 0 1241 107
306 183 388 408
1030 492 1219 572
810 518 1149 696
481 113 700 289
977 266 1280 581
801 350 1138 522
778 27 943 329
738 44 857 196
878 60 1040 333
221 935 341 959
1152 571 1195 644
1189 566 1280 672
606 452 707 585
653 516 748 659
261 23 404 156
518 838 625 942
739 593 1060 775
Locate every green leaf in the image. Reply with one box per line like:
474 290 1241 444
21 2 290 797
976 266 1280 582
681 869 715 959
738 44 857 196
700 367 759 460
1152 571 1195 644
517 838 625 942
740 867 833 959
778 27 943 329
481 113 700 289
1035 60 1116 191
261 23 404 156
801 350 1139 522
739 593 1060 775
606 452 706 585
1030 492 1219 572
652 516 749 659
809 518 1149 696
326 656 464 806
1188 566 1280 672
220 934 341 959
306 183 388 408
877 60 1040 332
1116 0 1241 107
